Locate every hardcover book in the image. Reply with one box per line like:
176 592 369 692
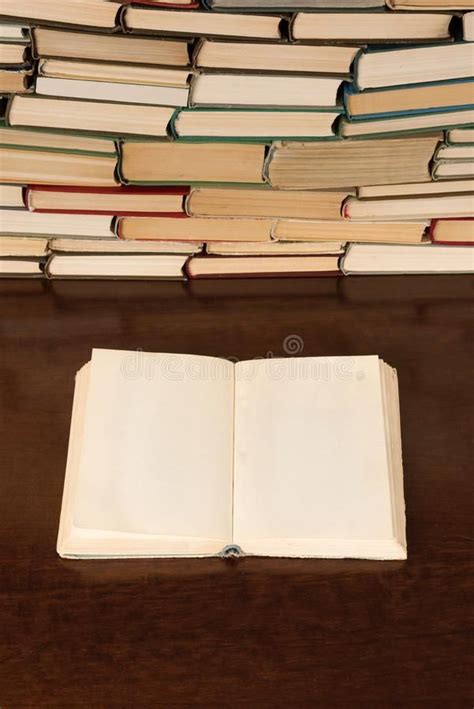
45 254 188 280
32 28 191 67
25 186 188 217
0 0 121 31
341 242 474 273
0 147 117 187
57 349 406 559
290 11 453 43
430 217 474 245
264 133 439 188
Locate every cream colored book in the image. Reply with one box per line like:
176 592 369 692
447 127 474 144
194 40 358 75
8 95 175 138
435 145 474 161
52 239 202 255
463 12 474 40
205 240 345 255
122 7 282 40
0 42 28 64
57 349 406 560
46 254 188 279
433 162 474 179
38 59 190 89
355 43 474 90
189 74 342 108
342 243 474 274
273 219 427 243
32 28 190 67
35 77 189 108
291 12 452 41
0 210 114 238
0 236 49 257
387 0 473 9
343 194 474 221
173 109 339 140
0 0 120 29
358 179 474 198
0 23 29 41
0 127 116 155
0 183 24 208
0 258 43 276
339 109 474 139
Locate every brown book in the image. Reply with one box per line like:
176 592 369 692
7 95 175 138
0 0 120 30
264 134 440 189
0 69 30 93
0 236 49 258
430 218 474 245
45 254 188 280
117 216 274 242
119 142 266 185
186 254 341 278
186 187 350 220
194 40 358 75
122 7 283 40
291 11 453 42
274 219 428 244
346 81 473 119
32 28 190 67
0 126 116 155
0 42 29 66
0 147 117 186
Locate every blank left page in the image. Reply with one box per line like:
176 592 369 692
72 349 234 548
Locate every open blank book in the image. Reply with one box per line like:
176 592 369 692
57 349 407 560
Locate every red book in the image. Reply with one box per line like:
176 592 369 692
25 185 189 217
430 218 474 246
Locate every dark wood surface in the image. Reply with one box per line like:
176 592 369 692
1 276 473 707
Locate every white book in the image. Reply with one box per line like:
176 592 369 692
355 43 474 90
35 77 189 108
0 183 24 208
190 74 342 108
0 210 114 238
463 11 474 40
57 349 406 560
342 243 474 274
46 254 188 279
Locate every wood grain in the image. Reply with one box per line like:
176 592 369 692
0 276 473 707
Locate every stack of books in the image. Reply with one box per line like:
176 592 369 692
0 0 473 279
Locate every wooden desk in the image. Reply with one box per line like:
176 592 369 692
0 276 472 706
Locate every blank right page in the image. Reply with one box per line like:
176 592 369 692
233 355 396 558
